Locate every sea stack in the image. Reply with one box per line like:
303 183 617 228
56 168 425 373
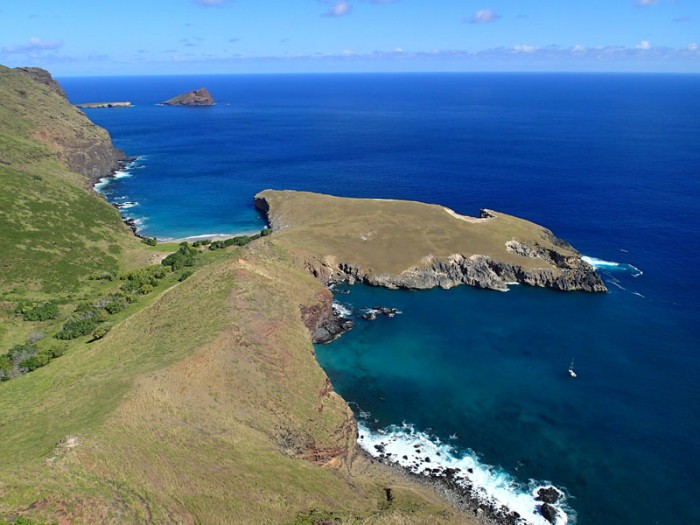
162 87 215 106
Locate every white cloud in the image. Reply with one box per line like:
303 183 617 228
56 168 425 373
514 44 538 53
572 44 586 53
636 40 651 50
636 0 658 6
1 36 63 54
194 0 225 6
469 9 500 24
323 0 352 17
689 42 698 51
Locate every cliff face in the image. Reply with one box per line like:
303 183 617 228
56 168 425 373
255 190 607 293
303 252 606 292
162 87 215 106
9 66 125 182
15 66 67 98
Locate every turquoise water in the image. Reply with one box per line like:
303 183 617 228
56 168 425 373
61 73 700 524
317 279 698 524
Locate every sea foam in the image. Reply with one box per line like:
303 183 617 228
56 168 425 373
358 422 570 525
582 256 643 277
332 301 353 318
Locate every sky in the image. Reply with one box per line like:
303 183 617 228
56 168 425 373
0 0 698 75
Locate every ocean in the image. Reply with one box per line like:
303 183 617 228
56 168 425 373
61 73 700 524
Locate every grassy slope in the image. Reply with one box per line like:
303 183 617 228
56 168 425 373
0 66 475 524
0 241 474 524
0 65 159 352
257 189 579 276
0 65 151 299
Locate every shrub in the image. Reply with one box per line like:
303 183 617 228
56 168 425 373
0 355 12 381
91 324 111 341
104 299 127 314
141 236 157 246
56 318 99 340
139 284 154 295
162 244 198 270
15 302 59 321
121 265 169 293
261 227 272 237
178 271 193 282
0 343 68 381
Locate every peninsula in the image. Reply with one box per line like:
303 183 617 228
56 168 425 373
255 190 606 293
162 87 215 106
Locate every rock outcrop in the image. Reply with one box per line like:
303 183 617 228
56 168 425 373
255 190 607 293
299 288 354 344
299 252 605 292
162 87 215 106
15 66 67 99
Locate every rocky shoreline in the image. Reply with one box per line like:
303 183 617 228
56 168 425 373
359 446 565 525
302 251 605 293
93 156 148 239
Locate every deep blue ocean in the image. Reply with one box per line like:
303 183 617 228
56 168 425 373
61 74 700 525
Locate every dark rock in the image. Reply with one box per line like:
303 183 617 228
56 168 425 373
536 486 561 504
312 316 353 344
162 87 215 106
540 503 558 523
15 67 67 98
362 306 400 321
384 487 394 502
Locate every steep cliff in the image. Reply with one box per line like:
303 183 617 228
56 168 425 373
256 190 607 293
9 66 125 182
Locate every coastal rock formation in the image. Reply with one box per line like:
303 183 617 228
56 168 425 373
15 66 67 98
255 190 607 293
162 87 215 106
299 288 354 344
9 66 125 182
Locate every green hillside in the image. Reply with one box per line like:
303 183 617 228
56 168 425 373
0 65 149 298
0 67 475 524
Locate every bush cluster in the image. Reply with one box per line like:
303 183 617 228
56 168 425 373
0 342 66 381
141 236 157 246
120 265 169 294
15 301 59 321
209 233 261 251
162 243 198 270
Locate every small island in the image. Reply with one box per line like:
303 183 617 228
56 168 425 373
162 87 215 106
76 101 132 108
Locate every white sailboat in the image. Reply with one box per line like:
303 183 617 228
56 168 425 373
568 358 577 378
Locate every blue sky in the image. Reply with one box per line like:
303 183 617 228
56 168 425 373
0 0 698 75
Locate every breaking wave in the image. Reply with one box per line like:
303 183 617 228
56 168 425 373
582 256 643 277
358 421 571 525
